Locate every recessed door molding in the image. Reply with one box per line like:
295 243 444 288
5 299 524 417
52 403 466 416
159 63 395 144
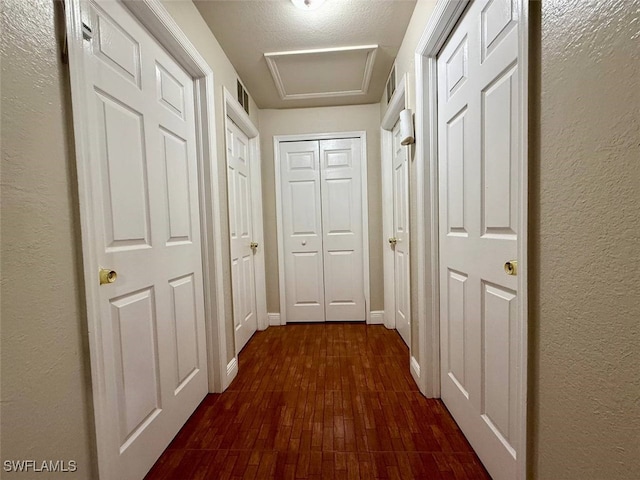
65 0 229 477
274 131 371 325
413 1 529 479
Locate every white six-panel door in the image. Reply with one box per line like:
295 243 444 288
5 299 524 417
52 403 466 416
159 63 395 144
279 139 366 323
226 120 258 353
83 1 208 478
392 121 411 346
437 0 522 478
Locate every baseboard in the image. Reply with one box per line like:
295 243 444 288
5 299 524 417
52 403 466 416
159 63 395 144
410 355 421 386
224 357 238 390
268 312 281 326
369 311 384 324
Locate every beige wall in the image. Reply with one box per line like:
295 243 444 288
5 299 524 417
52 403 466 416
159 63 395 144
160 0 259 362
381 0 437 116
259 105 383 314
1 1 96 478
379 0 438 362
530 0 640 478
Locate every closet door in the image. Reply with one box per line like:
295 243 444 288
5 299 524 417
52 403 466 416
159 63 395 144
279 141 325 322
320 139 366 321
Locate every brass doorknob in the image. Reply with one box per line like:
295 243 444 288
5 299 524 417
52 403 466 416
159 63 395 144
504 260 518 276
99 268 117 285
388 237 397 246
250 242 258 250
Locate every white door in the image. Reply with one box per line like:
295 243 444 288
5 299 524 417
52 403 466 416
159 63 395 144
279 141 326 322
391 121 410 346
279 138 366 322
437 0 522 479
226 119 258 352
320 138 366 321
83 2 208 479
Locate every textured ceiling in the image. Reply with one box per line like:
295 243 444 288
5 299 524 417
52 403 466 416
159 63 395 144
193 0 417 109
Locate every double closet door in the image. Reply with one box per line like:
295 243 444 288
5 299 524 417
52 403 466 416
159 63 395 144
279 138 366 323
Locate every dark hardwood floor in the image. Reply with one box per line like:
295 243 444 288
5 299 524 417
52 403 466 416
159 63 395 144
145 323 490 479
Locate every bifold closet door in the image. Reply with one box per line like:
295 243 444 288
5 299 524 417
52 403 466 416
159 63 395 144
279 138 366 322
320 139 365 321
279 141 326 322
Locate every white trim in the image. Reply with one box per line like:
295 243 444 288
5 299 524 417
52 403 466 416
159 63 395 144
413 0 470 402
274 131 371 325
380 75 408 335
264 45 378 101
516 4 530 480
268 312 282 326
383 311 394 330
381 75 407 130
410 355 421 386
65 0 228 477
414 1 529 478
223 88 268 332
369 311 385 325
225 357 238 389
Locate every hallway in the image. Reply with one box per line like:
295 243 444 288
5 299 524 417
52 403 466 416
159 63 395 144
145 324 490 479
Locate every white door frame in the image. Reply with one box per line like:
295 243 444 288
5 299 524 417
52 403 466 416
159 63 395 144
65 0 229 477
223 88 268 332
274 132 371 325
413 0 529 478
380 75 407 332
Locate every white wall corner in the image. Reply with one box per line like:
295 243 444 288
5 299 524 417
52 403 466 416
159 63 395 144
268 312 281 326
369 311 384 325
224 357 238 390
410 355 421 385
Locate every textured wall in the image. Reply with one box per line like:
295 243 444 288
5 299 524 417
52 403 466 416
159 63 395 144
161 0 259 363
0 0 96 478
530 0 640 478
259 105 383 313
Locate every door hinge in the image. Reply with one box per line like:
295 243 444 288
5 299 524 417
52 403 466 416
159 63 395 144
82 22 93 41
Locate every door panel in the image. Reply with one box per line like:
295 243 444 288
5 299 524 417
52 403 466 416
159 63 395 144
226 120 258 352
84 2 208 478
161 129 192 244
169 274 199 389
96 91 151 250
320 139 365 321
437 0 522 478
392 121 410 345
110 288 160 446
280 141 325 322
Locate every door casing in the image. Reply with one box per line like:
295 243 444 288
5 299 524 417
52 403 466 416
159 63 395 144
380 75 416 377
413 0 529 478
223 88 268 340
274 132 371 325
65 1 231 477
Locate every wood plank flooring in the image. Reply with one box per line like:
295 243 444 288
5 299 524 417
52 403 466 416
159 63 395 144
145 323 490 479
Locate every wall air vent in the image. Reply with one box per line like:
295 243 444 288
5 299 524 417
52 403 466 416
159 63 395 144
386 65 396 104
237 80 249 115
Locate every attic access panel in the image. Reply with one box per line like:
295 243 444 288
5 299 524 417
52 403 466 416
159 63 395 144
265 45 378 101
